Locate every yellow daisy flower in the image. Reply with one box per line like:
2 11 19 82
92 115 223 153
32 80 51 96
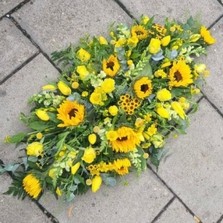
57 100 85 127
131 25 148 40
109 127 141 153
168 60 193 88
102 55 120 77
200 26 216 45
113 158 131 175
134 77 153 99
26 142 43 157
23 174 42 199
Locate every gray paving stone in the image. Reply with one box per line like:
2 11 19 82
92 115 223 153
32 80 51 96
0 18 38 83
0 174 50 223
13 0 132 55
39 171 173 223
157 99 223 223
119 0 223 26
202 18 223 113
0 0 23 17
0 54 59 163
155 199 194 223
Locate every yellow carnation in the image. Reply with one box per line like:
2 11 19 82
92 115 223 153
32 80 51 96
106 130 118 141
57 81 71 96
76 65 89 80
76 48 91 62
101 78 115 93
157 88 172 101
26 142 43 157
90 91 103 105
108 105 118 116
148 38 161 54
82 147 96 163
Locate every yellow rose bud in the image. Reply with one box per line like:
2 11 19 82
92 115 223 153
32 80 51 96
86 179 92 186
88 133 97 145
42 84 56 91
57 81 71 96
71 162 81 175
171 101 186 119
76 48 91 62
108 105 118 116
35 109 50 121
82 147 96 163
71 81 79 89
26 142 43 157
92 175 102 193
98 36 108 45
148 38 161 54
36 132 43 139
157 88 172 101
161 35 171 46
156 106 170 119
76 65 89 80
200 26 216 45
82 91 89 97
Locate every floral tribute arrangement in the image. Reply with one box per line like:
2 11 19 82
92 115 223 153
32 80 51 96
1 15 215 201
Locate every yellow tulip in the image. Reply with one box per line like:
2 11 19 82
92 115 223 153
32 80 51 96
71 162 81 175
161 35 171 46
171 101 186 119
35 109 50 121
57 81 71 96
92 175 102 193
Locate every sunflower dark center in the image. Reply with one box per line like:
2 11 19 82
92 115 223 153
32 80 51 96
140 84 149 93
106 61 115 71
174 71 183 82
136 30 143 35
117 136 128 142
68 108 78 118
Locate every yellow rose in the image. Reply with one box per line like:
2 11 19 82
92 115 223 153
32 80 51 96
171 101 186 119
35 109 50 121
88 133 97 145
71 162 81 175
156 106 170 119
76 65 89 80
101 78 115 93
127 36 139 48
82 147 96 163
148 38 161 54
90 91 103 105
57 81 71 96
108 105 118 116
76 48 91 62
157 88 172 101
92 175 102 193
26 142 43 156
161 35 171 46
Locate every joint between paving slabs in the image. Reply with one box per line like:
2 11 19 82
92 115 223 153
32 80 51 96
5 15 62 74
150 196 176 223
216 0 223 7
216 214 223 223
0 51 40 85
147 164 204 223
0 159 59 223
208 13 223 30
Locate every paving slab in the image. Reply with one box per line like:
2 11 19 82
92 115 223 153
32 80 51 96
13 0 132 55
39 171 173 223
157 99 223 223
0 0 23 17
202 18 223 113
0 18 38 83
0 54 59 163
155 199 194 223
0 173 50 223
119 0 223 26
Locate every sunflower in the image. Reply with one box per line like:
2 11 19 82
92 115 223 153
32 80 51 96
57 100 85 127
168 60 193 88
134 77 153 99
131 25 148 40
109 126 141 153
113 158 131 175
23 174 42 199
102 55 120 77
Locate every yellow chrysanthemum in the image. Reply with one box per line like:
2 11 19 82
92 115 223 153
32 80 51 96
157 88 172 101
76 48 91 62
57 100 85 127
102 55 120 77
26 142 43 157
109 127 141 153
131 25 148 40
113 158 131 175
200 26 216 45
168 60 193 88
134 77 153 99
101 78 115 93
23 174 42 199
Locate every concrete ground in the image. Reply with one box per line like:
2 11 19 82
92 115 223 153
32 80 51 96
0 0 223 222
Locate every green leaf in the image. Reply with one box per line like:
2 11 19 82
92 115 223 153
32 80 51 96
28 121 50 131
6 133 26 143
